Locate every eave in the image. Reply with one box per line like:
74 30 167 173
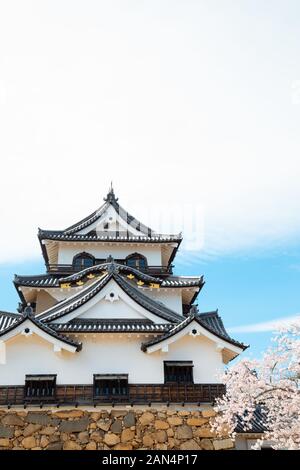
0 312 81 352
141 310 248 361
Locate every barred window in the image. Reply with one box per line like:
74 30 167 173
93 374 128 397
164 361 194 384
25 374 56 399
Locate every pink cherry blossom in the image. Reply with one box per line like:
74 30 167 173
212 321 300 450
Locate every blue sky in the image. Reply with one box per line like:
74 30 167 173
0 1 300 360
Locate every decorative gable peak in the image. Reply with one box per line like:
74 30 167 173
103 183 119 203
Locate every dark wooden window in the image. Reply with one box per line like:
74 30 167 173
25 375 56 400
126 253 147 271
73 252 95 270
93 374 128 398
164 361 194 384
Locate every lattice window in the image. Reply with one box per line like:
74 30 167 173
164 361 194 384
25 374 56 400
93 374 129 397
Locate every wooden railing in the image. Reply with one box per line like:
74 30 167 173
47 262 173 276
0 384 225 406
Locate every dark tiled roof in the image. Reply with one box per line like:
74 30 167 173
141 310 248 352
0 311 21 332
0 311 82 351
38 187 182 241
161 276 204 288
59 263 162 284
14 274 60 287
235 407 268 434
51 319 172 333
38 230 182 243
14 270 203 290
198 311 234 342
36 270 183 324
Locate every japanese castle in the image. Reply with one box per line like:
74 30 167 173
0 188 247 406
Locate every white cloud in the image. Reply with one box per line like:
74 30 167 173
228 314 300 333
1 1 300 263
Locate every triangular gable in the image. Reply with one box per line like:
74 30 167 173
141 313 247 363
36 271 182 325
51 279 165 323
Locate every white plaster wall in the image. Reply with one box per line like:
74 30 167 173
76 298 150 320
57 244 162 265
143 289 183 316
0 333 223 385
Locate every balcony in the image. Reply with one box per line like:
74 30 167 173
0 383 225 407
47 261 173 277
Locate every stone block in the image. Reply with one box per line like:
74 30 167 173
1 414 24 426
47 442 63 450
154 420 169 430
187 418 208 427
213 439 234 450
63 440 82 450
59 416 89 433
110 419 122 434
40 426 56 435
25 412 52 426
139 412 155 425
103 433 120 446
22 436 37 449
123 412 136 428
54 410 84 419
0 426 14 438
167 417 182 426
23 424 42 437
180 439 201 450
96 419 112 432
175 425 193 440
0 438 10 448
200 438 214 450
121 428 135 443
202 409 217 418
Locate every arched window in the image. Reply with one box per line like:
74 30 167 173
73 253 95 271
126 253 148 271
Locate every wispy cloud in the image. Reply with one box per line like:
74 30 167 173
228 314 300 333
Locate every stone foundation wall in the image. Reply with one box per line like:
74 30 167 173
0 407 234 451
